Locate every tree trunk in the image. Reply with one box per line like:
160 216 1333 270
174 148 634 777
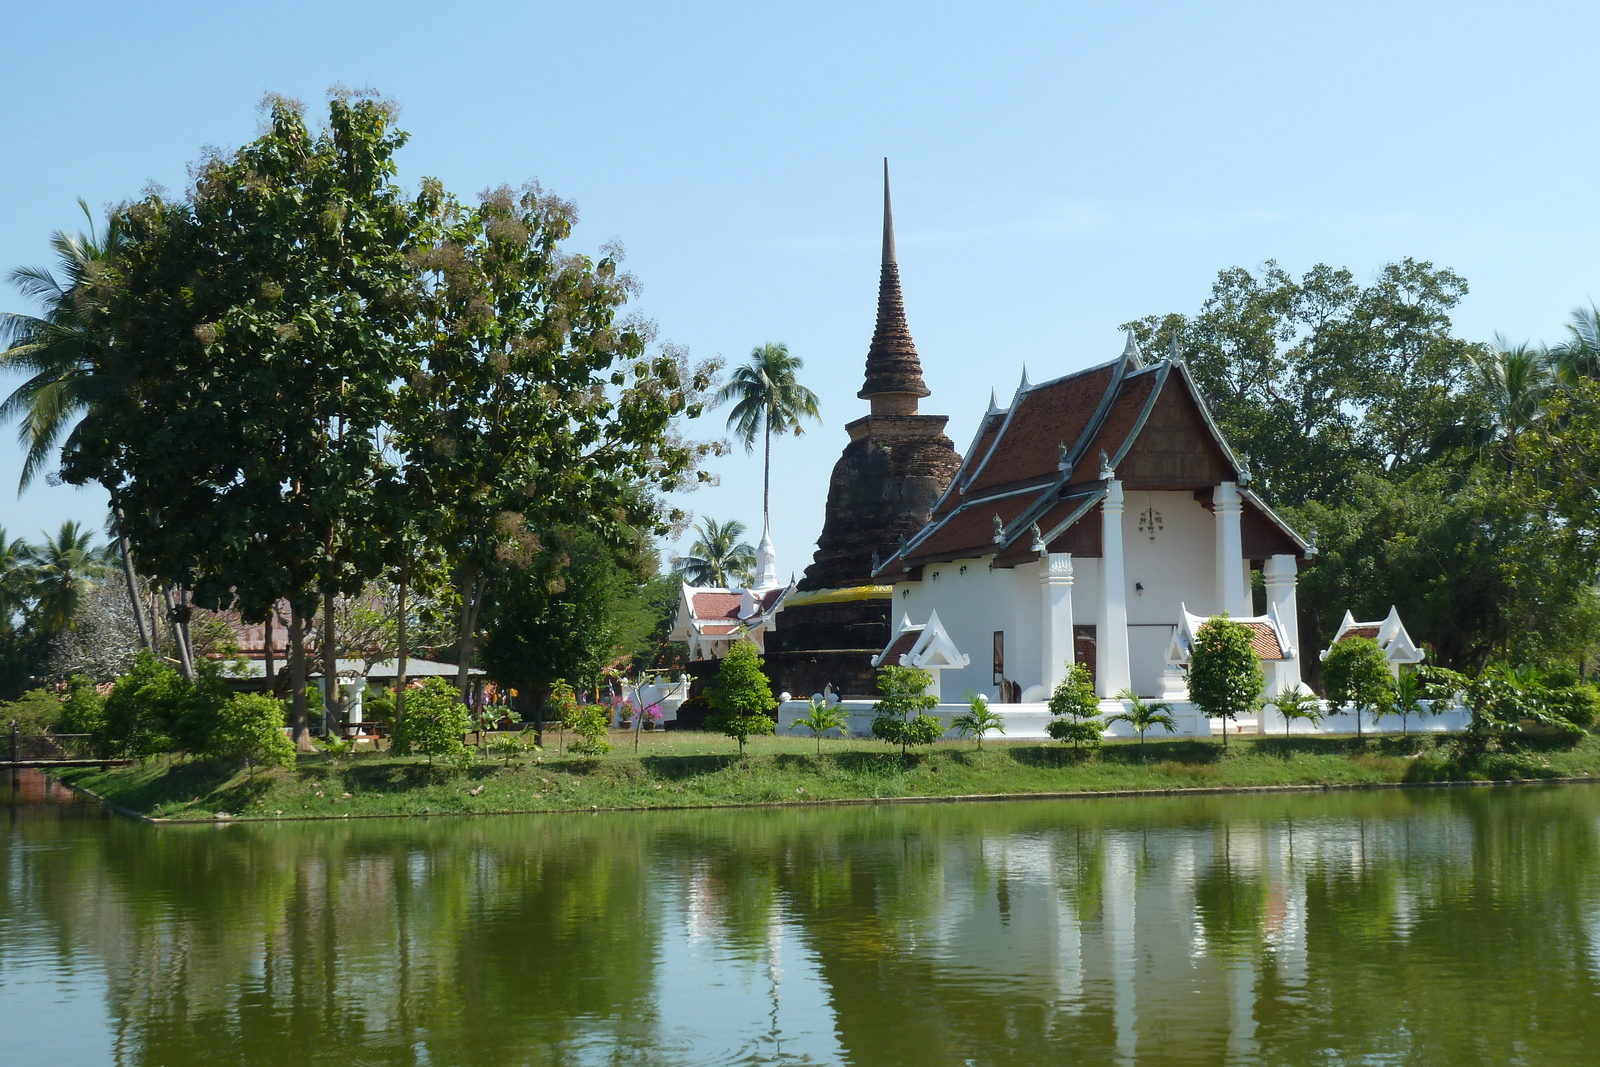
162 586 196 681
395 558 409 744
109 496 154 653
323 588 339 739
455 562 481 704
263 611 275 696
289 602 313 751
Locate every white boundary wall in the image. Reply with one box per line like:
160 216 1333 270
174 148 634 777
776 698 1472 741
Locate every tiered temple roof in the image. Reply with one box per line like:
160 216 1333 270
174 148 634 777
880 343 1309 573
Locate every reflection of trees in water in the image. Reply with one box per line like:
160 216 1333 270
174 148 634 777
4 816 663 1066
8 788 1600 1064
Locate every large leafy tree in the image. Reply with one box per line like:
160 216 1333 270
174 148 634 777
1125 259 1477 506
671 517 755 587
66 93 425 748
715 342 820 531
479 528 634 711
401 183 718 702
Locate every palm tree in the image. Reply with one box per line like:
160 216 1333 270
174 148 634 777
951 693 1006 749
1550 304 1600 384
23 520 113 635
672 518 757 588
1108 689 1178 750
1271 685 1324 739
1470 338 1552 466
1390 671 1425 735
1 201 154 652
715 343 821 532
0 527 31 637
793 698 848 755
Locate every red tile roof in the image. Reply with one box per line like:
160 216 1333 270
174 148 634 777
690 592 742 621
1068 370 1159 483
879 628 920 665
966 364 1116 495
698 623 741 636
892 352 1305 573
1244 622 1284 660
1342 626 1381 640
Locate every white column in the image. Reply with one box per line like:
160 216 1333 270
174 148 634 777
1039 552 1075 693
1215 482 1249 616
1099 481 1132 698
1263 554 1302 697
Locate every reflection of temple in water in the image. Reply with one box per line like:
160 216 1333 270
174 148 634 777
8 793 1600 1064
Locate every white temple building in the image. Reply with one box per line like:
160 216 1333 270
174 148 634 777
871 338 1312 709
670 522 793 662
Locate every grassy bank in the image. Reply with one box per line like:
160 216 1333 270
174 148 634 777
54 728 1600 822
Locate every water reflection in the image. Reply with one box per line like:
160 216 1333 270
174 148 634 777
4 779 1600 1065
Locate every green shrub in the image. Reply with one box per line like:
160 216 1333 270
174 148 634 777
99 653 186 757
57 676 105 736
1047 663 1102 748
870 664 943 755
567 703 611 756
363 686 395 728
394 678 471 763
209 694 295 769
1 688 64 734
1548 684 1600 729
706 642 777 754
1322 636 1391 739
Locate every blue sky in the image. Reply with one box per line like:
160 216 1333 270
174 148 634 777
3 1 1596 576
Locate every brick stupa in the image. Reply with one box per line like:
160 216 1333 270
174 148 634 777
766 162 961 697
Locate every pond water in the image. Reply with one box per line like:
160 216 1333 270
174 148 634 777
5 772 1600 1066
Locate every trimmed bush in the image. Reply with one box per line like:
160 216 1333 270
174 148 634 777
706 642 777 754
394 678 471 763
1189 617 1264 747
210 694 295 769
870 664 943 755
1047 663 1102 748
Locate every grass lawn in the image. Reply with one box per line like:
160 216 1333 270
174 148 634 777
55 728 1600 822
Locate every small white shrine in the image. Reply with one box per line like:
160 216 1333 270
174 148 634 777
1167 603 1301 699
670 522 793 662
873 611 972 699
1321 606 1425 678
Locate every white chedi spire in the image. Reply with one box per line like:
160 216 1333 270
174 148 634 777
754 518 779 590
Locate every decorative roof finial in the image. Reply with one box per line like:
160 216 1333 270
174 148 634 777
992 514 1005 542
987 388 1000 415
881 157 896 267
1121 332 1144 369
1168 331 1182 363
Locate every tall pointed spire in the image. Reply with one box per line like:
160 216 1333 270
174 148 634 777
860 159 931 409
